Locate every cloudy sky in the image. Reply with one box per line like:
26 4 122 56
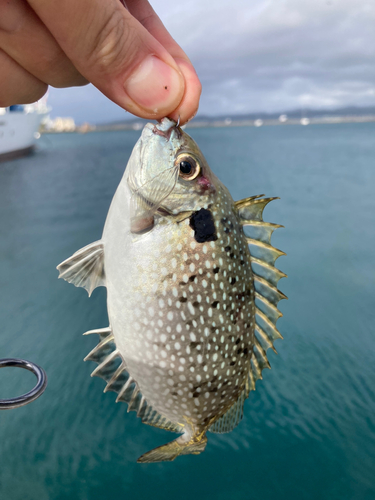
48 0 375 124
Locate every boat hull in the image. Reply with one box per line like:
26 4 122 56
0 111 47 161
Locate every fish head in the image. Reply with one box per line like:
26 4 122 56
126 118 220 232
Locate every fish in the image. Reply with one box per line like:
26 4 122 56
57 117 287 463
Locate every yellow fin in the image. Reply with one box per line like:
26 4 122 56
137 434 207 463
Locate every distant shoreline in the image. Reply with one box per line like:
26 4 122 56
42 114 375 134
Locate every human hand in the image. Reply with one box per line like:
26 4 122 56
0 0 201 125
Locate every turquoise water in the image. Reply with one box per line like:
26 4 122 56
0 123 374 499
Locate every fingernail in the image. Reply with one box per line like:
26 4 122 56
124 55 184 115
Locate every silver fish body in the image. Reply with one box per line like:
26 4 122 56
57 118 286 462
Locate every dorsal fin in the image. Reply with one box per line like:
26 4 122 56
57 241 105 296
83 327 183 433
237 195 287 385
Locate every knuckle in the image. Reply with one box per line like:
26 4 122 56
29 44 87 88
87 8 134 76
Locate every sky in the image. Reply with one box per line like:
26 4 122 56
48 0 375 124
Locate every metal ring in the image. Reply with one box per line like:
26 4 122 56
0 358 47 410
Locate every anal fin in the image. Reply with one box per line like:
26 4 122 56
83 327 183 433
57 240 105 296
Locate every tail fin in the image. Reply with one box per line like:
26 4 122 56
137 433 207 463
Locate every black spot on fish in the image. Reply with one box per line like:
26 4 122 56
193 392 199 398
189 208 218 243
213 267 220 274
230 253 234 258
179 281 186 286
189 275 196 282
179 297 187 303
240 260 245 265
230 277 237 285
211 301 219 308
230 361 236 366
225 245 231 252
235 338 241 344
243 348 248 355
193 301 199 307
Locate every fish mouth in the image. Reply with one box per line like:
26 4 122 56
152 117 182 141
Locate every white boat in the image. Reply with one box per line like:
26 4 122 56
0 100 49 161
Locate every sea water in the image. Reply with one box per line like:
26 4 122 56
0 123 374 500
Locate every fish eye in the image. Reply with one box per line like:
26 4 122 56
180 161 192 174
176 154 201 181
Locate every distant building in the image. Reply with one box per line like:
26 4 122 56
45 117 76 133
132 122 143 130
77 122 96 134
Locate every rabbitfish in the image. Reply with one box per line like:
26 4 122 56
57 118 286 463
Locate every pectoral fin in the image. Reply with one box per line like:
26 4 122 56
57 241 105 296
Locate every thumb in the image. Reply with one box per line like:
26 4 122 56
28 0 185 120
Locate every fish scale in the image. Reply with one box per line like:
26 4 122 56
57 118 286 463
120 185 255 431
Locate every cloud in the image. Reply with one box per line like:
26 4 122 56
48 0 375 122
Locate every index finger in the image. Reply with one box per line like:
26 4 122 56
27 0 186 120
